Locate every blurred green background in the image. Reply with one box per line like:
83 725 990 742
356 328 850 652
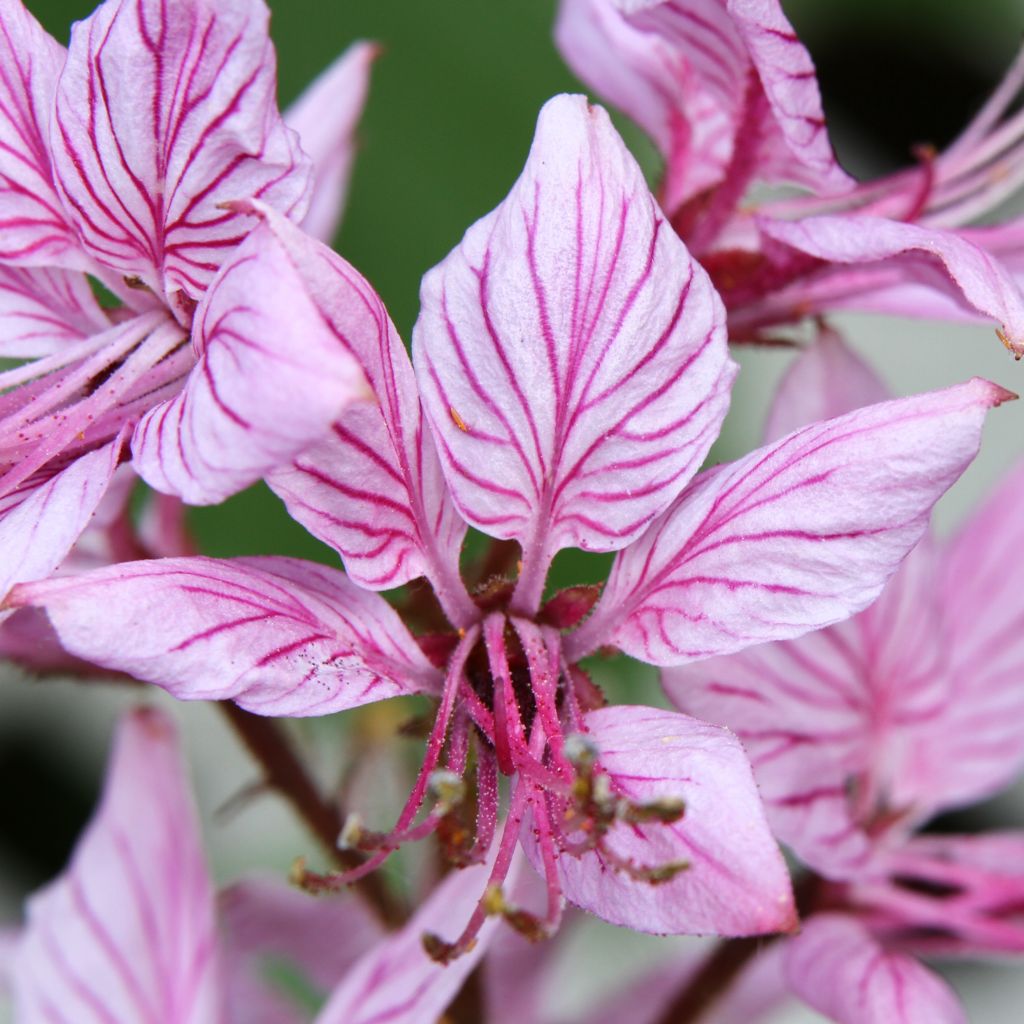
4 1 1024 1019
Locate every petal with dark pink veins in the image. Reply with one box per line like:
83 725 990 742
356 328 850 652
237 206 468 603
0 264 109 357
9 556 440 716
569 379 1011 665
759 214 1024 357
785 914 966 1024
0 437 123 618
415 94 733 607
131 219 369 505
535 706 796 936
51 0 311 304
0 0 84 267
12 708 223 1023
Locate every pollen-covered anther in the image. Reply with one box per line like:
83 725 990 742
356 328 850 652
564 732 600 771
617 795 686 826
421 931 475 965
599 844 691 886
481 884 550 942
337 812 364 851
428 769 467 812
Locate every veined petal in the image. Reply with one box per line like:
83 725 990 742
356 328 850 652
718 0 850 193
555 0 735 214
878 833 1024 956
557 0 850 215
51 0 311 306
569 379 1011 665
0 0 84 267
314 853 516 1024
921 461 1024 809
415 94 733 604
219 878 385 1024
8 556 440 716
236 205 468 601
763 328 889 443
0 437 123 620
0 264 109 357
131 218 369 505
12 708 222 1023
784 914 966 1024
665 536 947 880
538 706 796 936
759 214 1024 357
286 41 377 245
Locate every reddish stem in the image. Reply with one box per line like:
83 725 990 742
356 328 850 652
219 702 405 927
653 936 774 1024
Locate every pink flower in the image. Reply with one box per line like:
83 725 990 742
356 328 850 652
666 332 1024 1021
555 0 1024 356
9 706 505 1023
0 0 376 606
8 95 1012 957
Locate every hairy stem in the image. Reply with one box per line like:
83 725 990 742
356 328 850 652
219 702 405 927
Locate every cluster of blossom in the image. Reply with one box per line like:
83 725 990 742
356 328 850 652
1 0 1023 1021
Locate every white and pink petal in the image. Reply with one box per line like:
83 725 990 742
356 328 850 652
922 461 1024 810
314 853 515 1024
0 437 124 618
532 706 796 937
12 707 223 1023
784 914 966 1024
0 263 110 357
232 206 469 610
415 94 734 610
51 0 311 305
0 0 84 267
131 217 369 505
8 556 440 716
759 214 1024 357
286 41 377 245
569 379 1011 665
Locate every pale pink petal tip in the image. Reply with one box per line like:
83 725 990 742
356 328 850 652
286 40 380 244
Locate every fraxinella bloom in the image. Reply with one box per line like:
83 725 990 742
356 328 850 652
555 0 1024 356
0 0 376 608
666 334 1024 1022
10 706 512 1023
8 95 1013 958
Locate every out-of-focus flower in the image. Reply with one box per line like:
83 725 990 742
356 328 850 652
0 0 376 606
666 332 1024 1022
555 0 1024 356
8 95 1011 959
8 706 511 1024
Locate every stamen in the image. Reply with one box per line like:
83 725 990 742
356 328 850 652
294 625 480 893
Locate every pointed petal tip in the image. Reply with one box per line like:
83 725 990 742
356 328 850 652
973 377 1018 406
